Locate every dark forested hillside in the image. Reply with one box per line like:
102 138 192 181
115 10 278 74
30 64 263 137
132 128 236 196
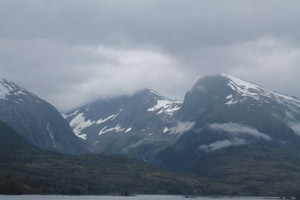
0 121 213 195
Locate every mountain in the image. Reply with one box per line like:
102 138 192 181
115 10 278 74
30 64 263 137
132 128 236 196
156 74 300 170
63 89 183 162
176 74 300 154
153 74 300 195
64 74 300 195
0 79 87 154
65 74 300 164
0 120 211 195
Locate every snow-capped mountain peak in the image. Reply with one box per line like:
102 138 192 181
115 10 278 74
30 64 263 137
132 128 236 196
147 99 182 115
0 78 39 103
221 73 300 107
0 79 11 99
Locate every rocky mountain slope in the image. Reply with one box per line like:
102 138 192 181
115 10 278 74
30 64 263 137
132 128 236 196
63 89 183 162
0 79 87 154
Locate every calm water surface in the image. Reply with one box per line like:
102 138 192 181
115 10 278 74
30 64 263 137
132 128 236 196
0 195 278 200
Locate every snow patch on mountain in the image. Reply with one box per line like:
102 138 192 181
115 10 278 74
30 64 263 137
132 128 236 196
225 98 238 105
99 124 125 136
69 113 94 140
223 74 260 92
14 90 27 96
96 109 122 124
199 138 246 152
209 122 271 141
148 99 182 115
222 74 300 107
0 80 12 99
96 114 118 124
0 79 37 101
125 127 132 133
46 122 57 147
66 108 124 139
226 94 232 99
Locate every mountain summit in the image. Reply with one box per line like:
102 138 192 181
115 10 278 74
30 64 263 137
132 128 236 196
179 73 300 120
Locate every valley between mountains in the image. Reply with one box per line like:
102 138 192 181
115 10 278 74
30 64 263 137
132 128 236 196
1 74 300 196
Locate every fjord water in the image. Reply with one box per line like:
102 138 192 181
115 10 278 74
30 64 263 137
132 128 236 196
0 196 276 200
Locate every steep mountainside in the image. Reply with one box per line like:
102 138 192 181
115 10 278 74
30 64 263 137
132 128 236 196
0 120 210 195
155 74 300 171
63 89 184 162
0 79 87 154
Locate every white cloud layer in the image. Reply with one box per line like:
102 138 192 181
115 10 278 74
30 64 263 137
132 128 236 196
0 39 191 111
169 121 195 135
208 122 271 141
289 123 300 136
199 138 246 152
198 122 271 152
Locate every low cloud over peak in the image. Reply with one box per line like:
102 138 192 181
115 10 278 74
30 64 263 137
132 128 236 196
1 1 300 111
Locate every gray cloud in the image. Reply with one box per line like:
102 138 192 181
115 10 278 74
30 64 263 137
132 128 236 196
289 123 300 136
208 122 271 141
1 1 300 111
199 122 271 152
0 40 192 111
199 138 246 152
169 121 195 135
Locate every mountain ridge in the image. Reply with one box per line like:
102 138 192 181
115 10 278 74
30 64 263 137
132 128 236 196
65 73 300 168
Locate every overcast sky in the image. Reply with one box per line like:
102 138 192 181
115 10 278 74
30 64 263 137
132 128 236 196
1 0 300 112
